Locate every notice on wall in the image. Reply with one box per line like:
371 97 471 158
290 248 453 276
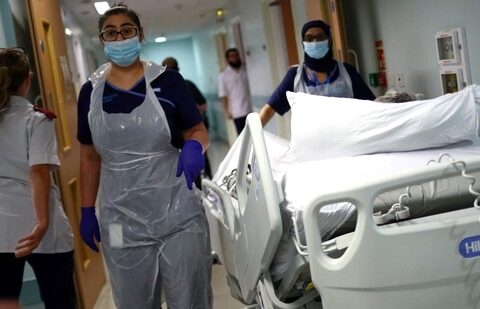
375 40 387 88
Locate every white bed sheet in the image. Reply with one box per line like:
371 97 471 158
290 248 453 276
210 131 480 281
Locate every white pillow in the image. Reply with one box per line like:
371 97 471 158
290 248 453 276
286 85 479 162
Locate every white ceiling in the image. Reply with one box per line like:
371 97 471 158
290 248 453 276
61 0 231 41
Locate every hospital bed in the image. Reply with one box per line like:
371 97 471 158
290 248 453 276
203 95 480 308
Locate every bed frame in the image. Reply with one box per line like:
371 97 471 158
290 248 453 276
304 156 480 309
203 112 284 305
203 113 480 309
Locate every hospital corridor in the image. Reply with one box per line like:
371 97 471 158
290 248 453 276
1 0 480 308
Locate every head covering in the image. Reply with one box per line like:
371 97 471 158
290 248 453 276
301 20 335 73
301 20 331 38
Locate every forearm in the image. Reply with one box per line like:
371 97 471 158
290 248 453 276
80 145 101 207
29 165 51 226
221 97 229 114
259 104 276 126
183 122 210 153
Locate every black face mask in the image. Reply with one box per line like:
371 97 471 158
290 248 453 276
229 60 242 68
304 48 335 73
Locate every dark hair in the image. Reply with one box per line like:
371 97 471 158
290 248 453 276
98 2 142 32
162 57 179 71
0 48 30 112
225 48 239 59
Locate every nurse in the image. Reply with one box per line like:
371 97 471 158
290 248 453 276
77 4 212 309
0 48 75 308
259 20 375 125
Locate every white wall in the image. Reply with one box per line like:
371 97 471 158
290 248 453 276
61 4 108 96
0 7 6 46
0 0 16 46
142 38 199 85
343 0 480 98
192 31 219 95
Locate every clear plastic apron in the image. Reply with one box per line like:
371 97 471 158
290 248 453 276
88 61 203 249
293 60 354 98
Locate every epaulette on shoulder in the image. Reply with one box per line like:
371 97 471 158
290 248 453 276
33 105 57 119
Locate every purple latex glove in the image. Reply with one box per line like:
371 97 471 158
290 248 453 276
80 207 101 252
176 140 204 190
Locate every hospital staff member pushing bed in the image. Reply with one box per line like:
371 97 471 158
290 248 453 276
260 20 375 125
77 3 212 308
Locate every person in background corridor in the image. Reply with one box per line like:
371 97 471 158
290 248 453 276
77 4 212 309
0 47 75 309
218 48 253 134
162 56 212 182
259 20 375 125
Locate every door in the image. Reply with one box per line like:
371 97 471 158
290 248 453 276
215 31 238 145
304 0 348 62
26 0 105 308
269 0 299 67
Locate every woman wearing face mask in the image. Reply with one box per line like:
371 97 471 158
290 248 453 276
259 20 375 125
76 4 212 309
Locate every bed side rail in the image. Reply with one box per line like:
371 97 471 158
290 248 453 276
202 178 237 239
233 113 283 303
304 157 480 309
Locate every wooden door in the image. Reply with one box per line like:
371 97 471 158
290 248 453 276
26 0 105 308
271 0 299 66
304 0 348 62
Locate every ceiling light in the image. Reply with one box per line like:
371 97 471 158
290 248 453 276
94 1 110 15
65 28 72 36
216 8 224 17
155 36 167 43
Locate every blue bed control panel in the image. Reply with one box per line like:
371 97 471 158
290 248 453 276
459 235 480 258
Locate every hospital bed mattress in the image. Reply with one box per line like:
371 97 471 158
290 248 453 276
211 132 480 280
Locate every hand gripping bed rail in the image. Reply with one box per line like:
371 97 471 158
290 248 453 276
303 157 480 309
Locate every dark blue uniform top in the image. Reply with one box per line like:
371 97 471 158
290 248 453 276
268 62 376 115
77 69 202 149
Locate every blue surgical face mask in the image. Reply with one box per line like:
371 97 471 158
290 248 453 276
303 40 329 59
103 36 142 67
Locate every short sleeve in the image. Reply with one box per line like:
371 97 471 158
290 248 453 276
77 82 94 144
28 114 60 167
218 71 227 98
267 67 297 115
158 71 203 131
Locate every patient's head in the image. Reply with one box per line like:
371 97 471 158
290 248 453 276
375 90 418 103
